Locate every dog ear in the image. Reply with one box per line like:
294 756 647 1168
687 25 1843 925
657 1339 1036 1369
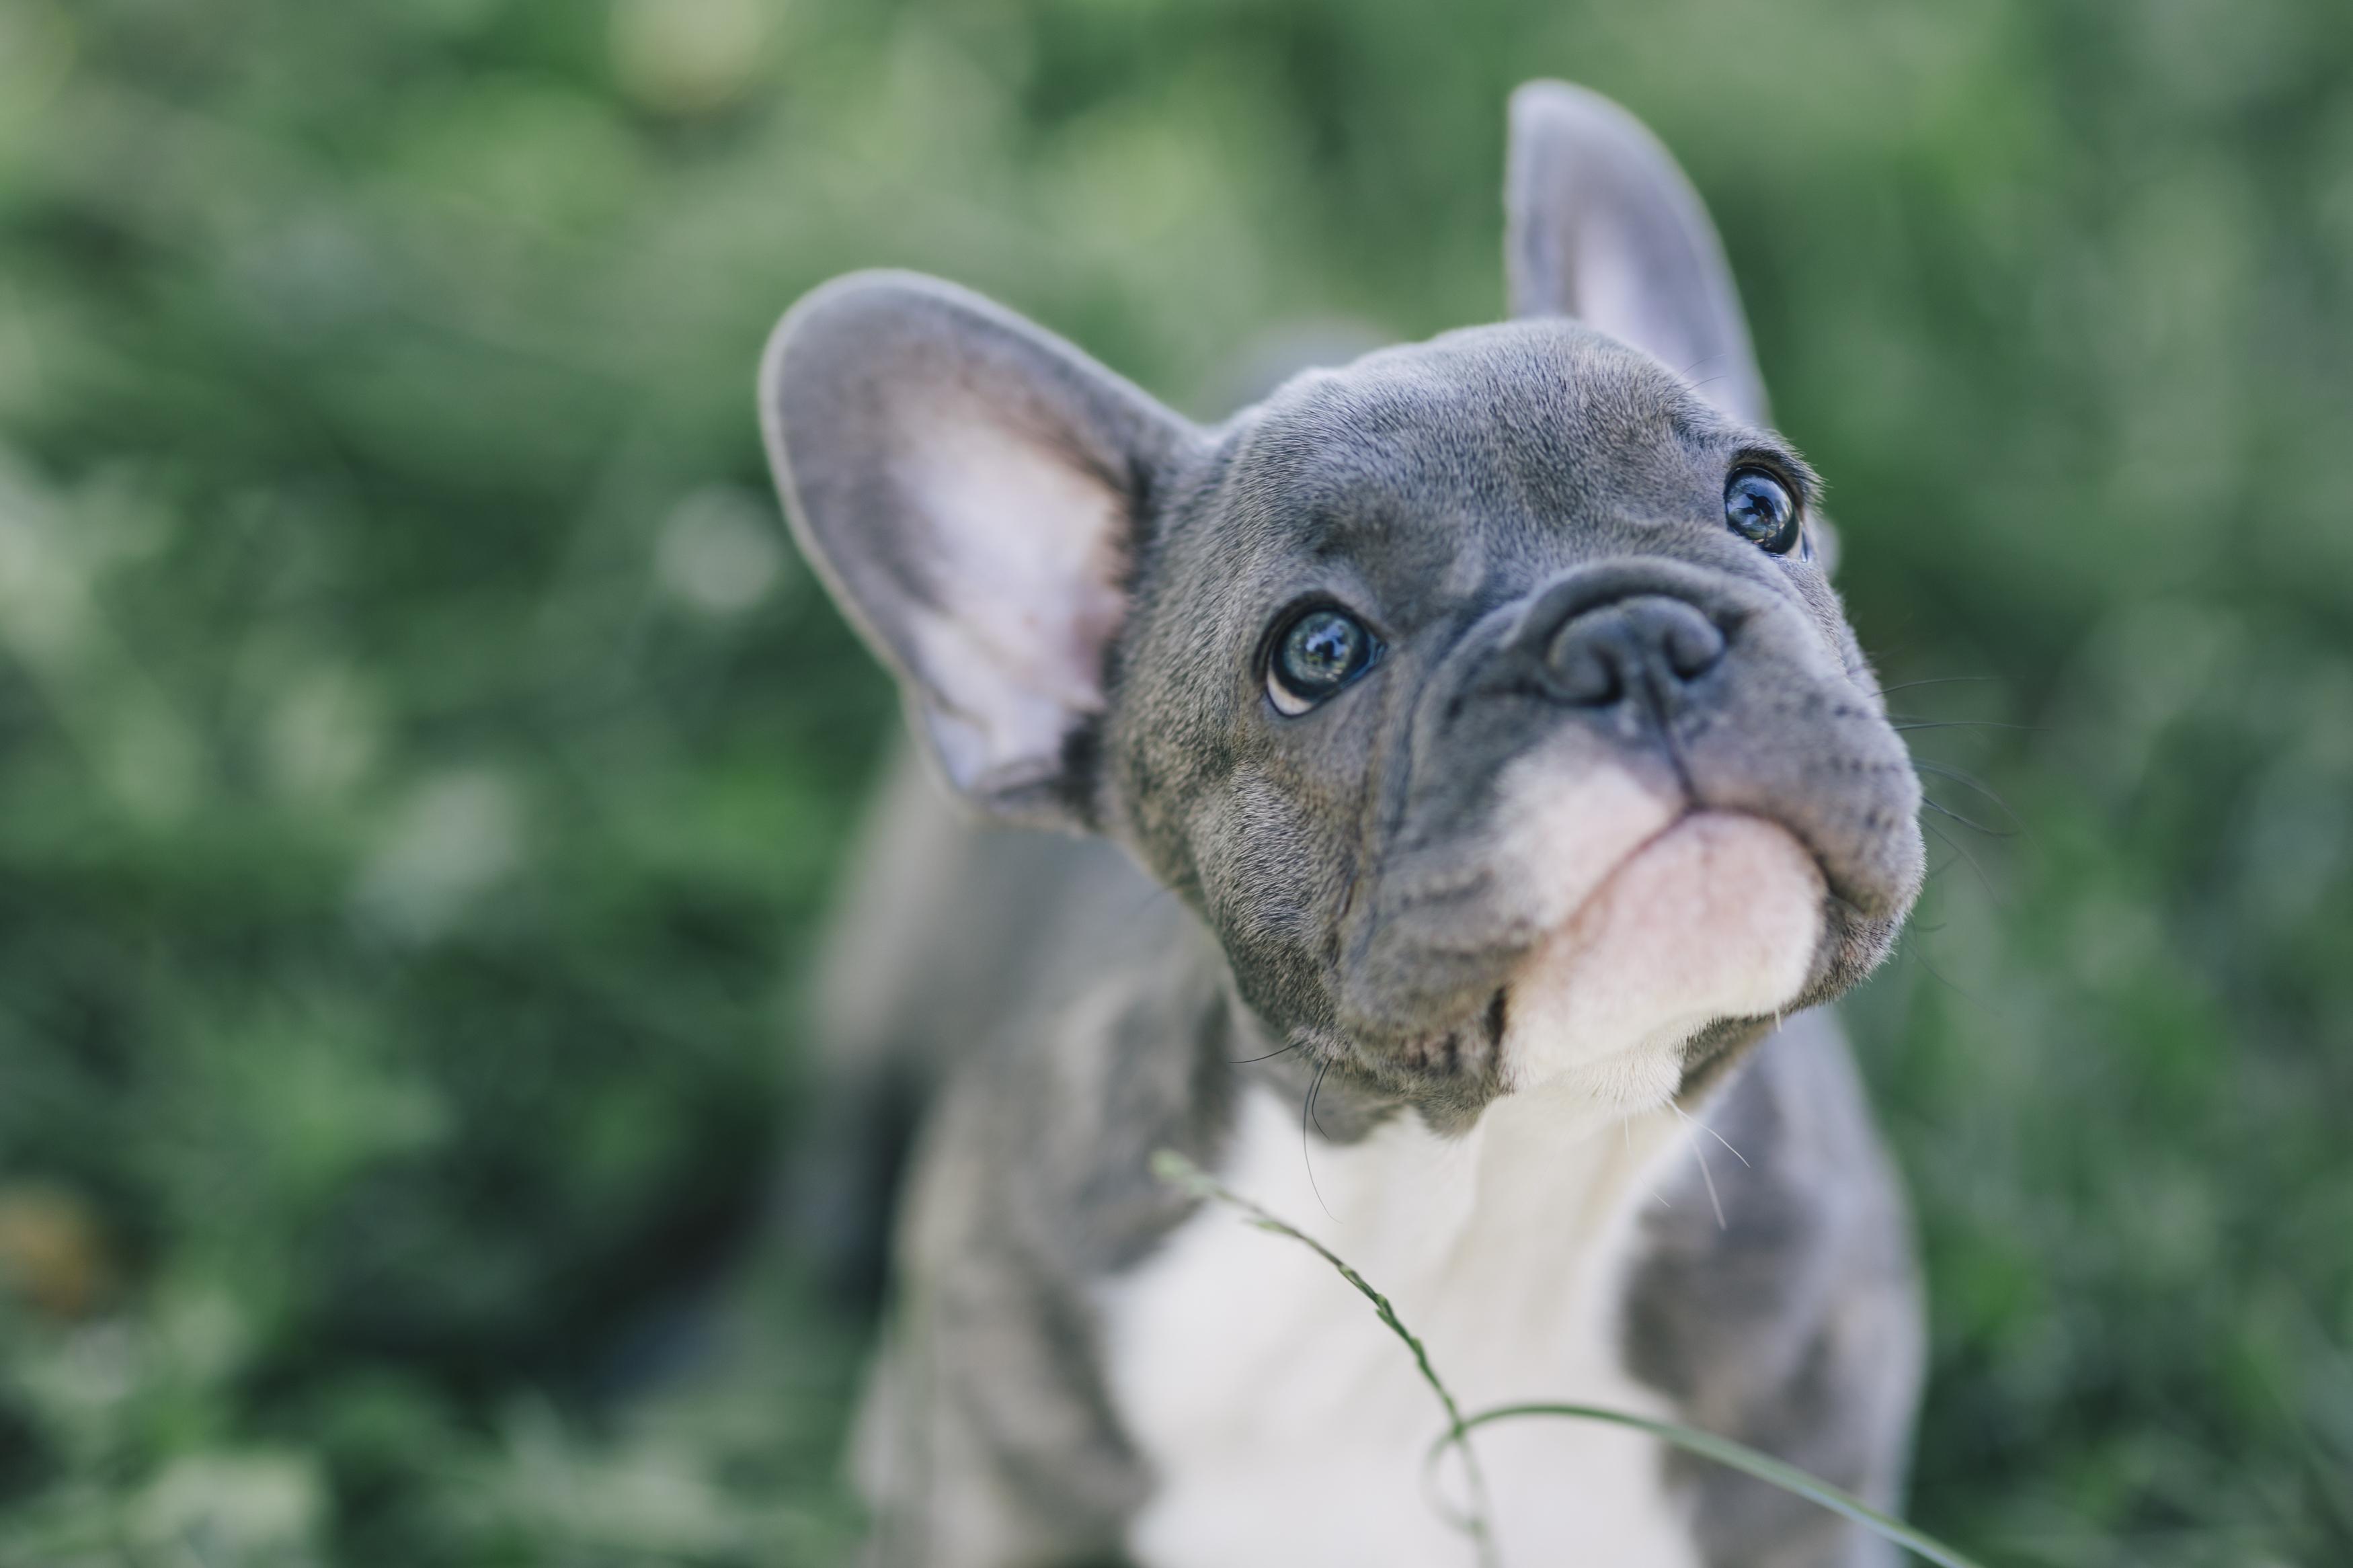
1505 81 1769 425
760 272 1194 829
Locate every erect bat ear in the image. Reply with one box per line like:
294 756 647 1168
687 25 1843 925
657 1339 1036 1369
760 272 1196 829
1505 81 1769 425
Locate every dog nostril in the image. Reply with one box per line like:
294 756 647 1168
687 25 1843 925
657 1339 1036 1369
1661 612 1726 681
1538 596 1724 706
1544 624 1624 706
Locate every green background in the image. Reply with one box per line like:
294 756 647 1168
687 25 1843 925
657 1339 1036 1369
1 0 2349 1562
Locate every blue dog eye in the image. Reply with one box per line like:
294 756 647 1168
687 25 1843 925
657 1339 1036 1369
1725 468 1803 554
1269 607 1378 715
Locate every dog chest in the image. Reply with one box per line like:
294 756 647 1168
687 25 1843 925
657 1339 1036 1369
1096 1081 1705 1568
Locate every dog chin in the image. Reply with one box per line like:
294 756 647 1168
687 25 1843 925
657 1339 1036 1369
1498 811 1826 1115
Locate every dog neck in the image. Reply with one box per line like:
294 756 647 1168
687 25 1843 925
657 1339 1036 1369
1101 1064 1712 1565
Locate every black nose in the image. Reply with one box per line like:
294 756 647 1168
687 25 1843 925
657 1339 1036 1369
1541 595 1727 707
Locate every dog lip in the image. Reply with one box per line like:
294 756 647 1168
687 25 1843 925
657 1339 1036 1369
1337 796 1869 1046
1644 800 1897 925
1546 804 1829 934
1490 811 1829 1090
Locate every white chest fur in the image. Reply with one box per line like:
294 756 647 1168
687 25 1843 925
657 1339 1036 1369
1098 1081 1707 1568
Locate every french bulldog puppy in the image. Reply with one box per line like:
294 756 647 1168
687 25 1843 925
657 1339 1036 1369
762 80 1927 1568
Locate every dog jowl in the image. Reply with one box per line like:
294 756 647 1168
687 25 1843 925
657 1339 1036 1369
763 81 1927 1568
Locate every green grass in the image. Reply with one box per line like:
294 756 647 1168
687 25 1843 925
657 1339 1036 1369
1 0 2350 1562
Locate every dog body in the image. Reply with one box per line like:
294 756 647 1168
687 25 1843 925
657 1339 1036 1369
766 83 1928 1567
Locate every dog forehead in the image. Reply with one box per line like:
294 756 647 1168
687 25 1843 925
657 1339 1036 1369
1214 320 1728 552
1166 319 1745 625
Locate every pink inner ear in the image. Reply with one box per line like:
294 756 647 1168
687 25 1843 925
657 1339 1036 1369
1572 214 1718 394
891 407 1130 794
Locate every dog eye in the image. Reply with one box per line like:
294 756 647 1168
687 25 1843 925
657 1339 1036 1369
1724 468 1803 555
1267 607 1380 716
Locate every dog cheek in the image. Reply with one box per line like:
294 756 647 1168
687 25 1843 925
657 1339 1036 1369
1671 655 1923 924
1187 772 1351 1033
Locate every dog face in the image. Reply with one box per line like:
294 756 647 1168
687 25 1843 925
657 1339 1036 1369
762 85 1922 1124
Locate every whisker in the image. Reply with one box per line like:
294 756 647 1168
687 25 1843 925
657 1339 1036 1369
1622 1116 1675 1208
1921 798 2018 839
1688 1110 1751 1168
1921 818 1997 901
1673 1105 1728 1231
1232 1038 1304 1065
1120 882 1174 920
1892 719 2040 733
1868 675 1999 700
1913 758 2020 819
1302 1059 1334 1219
1900 925 1971 1000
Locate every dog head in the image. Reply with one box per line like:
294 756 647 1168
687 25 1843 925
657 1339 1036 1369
761 83 1923 1126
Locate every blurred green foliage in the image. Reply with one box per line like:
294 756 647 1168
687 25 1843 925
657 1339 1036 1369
0 0 2348 1563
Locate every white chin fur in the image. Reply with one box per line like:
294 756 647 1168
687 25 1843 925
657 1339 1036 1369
1503 811 1825 1110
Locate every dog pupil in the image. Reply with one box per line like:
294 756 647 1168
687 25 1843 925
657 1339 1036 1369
1726 471 1792 546
1287 612 1359 687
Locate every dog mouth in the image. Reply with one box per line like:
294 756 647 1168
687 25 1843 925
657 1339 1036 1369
1492 809 1827 1092
1380 987 1510 1082
1374 809 1826 1093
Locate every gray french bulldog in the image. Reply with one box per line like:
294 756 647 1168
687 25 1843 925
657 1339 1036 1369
761 81 1928 1568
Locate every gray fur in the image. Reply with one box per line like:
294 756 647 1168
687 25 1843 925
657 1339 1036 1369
766 79 1927 1566
854 884 1229 1566
1630 1013 1925 1568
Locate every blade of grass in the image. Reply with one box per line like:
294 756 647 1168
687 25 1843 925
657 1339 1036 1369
1437 1404 1983 1568
1150 1149 1499 1567
1154 1147 1987 1568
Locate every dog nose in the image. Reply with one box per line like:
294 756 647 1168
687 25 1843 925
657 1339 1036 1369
1541 595 1726 707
